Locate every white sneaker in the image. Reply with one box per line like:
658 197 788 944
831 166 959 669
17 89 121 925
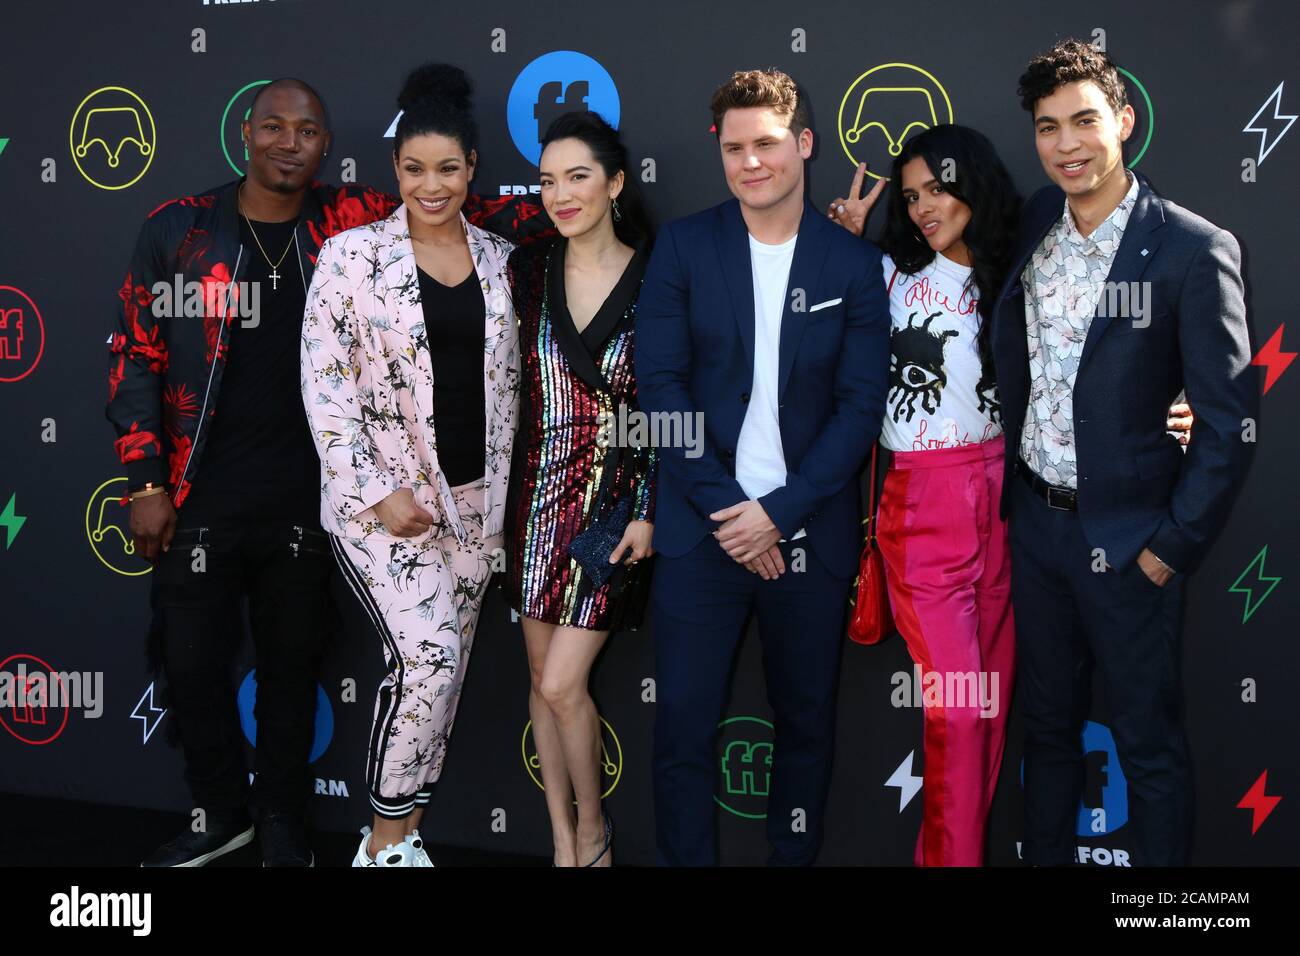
405 829 435 867
351 826 416 867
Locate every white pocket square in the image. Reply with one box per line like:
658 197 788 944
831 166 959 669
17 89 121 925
808 298 842 312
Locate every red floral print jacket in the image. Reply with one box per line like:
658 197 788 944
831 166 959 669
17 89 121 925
106 177 548 508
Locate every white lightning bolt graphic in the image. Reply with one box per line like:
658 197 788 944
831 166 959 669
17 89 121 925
885 750 924 812
1243 82 1297 164
131 682 167 744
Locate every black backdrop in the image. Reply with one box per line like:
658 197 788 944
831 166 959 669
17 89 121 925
0 0 1296 866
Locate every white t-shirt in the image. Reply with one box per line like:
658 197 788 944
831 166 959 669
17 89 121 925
880 252 1002 452
737 232 804 539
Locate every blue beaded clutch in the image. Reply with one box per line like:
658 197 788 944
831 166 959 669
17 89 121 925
568 495 633 587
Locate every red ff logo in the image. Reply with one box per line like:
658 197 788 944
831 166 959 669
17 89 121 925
0 653 70 745
0 286 45 383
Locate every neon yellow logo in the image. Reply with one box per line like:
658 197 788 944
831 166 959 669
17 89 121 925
522 716 622 798
85 478 151 576
69 87 155 190
838 64 953 179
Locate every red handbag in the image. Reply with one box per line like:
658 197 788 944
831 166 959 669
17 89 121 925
848 444 893 645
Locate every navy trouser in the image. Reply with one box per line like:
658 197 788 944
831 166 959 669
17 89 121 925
652 534 851 866
1009 474 1191 866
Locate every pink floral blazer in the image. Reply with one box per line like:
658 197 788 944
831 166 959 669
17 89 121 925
301 202 518 545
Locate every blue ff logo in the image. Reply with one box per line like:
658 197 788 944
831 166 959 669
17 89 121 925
237 671 333 763
506 51 620 165
1019 719 1130 835
1077 720 1128 835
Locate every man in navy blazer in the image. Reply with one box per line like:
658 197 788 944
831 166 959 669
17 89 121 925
993 40 1256 866
636 69 890 865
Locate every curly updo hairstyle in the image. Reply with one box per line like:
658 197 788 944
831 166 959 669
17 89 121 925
393 63 478 161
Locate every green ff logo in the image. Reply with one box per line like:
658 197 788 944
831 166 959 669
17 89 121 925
714 716 774 819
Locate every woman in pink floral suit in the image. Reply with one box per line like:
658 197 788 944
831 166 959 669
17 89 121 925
301 64 518 867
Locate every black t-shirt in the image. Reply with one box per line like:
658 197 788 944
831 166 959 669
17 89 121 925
416 265 486 488
179 216 322 527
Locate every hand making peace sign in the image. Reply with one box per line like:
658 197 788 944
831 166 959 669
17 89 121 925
827 161 889 238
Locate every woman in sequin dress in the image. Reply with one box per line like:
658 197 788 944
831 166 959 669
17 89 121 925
505 112 656 867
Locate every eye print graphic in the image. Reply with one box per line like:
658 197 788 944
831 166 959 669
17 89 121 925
888 310 957 423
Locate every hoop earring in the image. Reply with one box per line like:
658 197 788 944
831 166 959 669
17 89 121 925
611 197 623 223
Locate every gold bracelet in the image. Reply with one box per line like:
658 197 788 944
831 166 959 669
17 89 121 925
128 484 166 501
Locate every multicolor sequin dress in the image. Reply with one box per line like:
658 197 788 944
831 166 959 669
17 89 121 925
505 238 656 631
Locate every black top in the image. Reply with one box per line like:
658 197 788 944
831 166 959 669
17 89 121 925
417 265 486 488
180 216 322 527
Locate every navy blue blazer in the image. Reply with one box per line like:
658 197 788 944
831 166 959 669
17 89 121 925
635 197 891 577
992 172 1257 573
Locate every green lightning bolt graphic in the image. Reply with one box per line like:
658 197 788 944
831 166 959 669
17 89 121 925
1228 545 1281 624
1 493 26 548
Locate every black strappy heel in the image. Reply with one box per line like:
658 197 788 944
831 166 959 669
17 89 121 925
582 809 613 867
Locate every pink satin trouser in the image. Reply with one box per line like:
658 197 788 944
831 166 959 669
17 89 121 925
876 435 1015 866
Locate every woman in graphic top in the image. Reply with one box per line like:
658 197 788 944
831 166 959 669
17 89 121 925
829 124 1192 865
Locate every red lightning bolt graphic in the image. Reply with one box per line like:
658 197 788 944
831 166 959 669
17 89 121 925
1236 770 1281 834
1251 325 1297 394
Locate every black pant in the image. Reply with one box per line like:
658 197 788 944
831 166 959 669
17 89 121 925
651 535 851 866
149 520 332 820
1008 474 1191 866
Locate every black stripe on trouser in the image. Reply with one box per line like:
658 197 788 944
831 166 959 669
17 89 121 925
329 534 417 820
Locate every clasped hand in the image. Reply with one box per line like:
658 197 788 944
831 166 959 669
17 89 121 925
710 500 785 581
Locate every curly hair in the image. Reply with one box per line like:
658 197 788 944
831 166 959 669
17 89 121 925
879 124 1022 378
710 68 810 137
1017 38 1127 116
393 62 477 160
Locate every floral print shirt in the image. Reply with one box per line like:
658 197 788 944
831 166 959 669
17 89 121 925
1020 171 1139 487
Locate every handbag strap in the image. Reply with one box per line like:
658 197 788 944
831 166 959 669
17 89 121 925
864 443 881 549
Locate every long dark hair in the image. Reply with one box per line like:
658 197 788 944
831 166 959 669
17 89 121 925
879 124 1021 376
393 63 477 161
540 111 653 249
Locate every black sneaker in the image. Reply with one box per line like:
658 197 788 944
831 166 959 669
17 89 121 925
259 812 314 867
141 813 255 867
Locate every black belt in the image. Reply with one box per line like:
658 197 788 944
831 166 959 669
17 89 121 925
1017 459 1078 511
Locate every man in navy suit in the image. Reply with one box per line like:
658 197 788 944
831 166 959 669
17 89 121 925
636 69 891 865
993 40 1256 866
